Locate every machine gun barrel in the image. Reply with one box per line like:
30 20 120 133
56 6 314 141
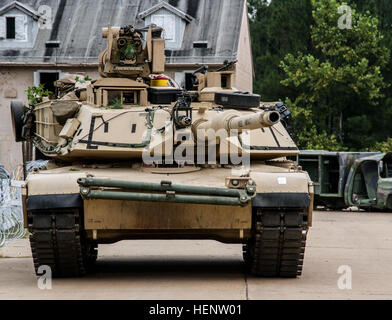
193 65 208 75
216 60 238 72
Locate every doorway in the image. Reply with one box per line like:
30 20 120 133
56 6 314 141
39 72 59 93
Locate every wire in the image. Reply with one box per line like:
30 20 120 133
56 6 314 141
0 166 26 248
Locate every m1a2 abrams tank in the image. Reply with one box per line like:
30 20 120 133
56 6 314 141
11 24 314 278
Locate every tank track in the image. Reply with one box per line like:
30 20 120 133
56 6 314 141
243 208 308 278
28 208 97 278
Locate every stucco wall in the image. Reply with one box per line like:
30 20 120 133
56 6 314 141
0 67 32 172
234 0 253 93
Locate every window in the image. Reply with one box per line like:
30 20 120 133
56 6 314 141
139 2 192 49
108 91 121 105
123 92 135 105
380 160 392 179
185 73 194 90
6 17 15 39
0 10 38 47
388 162 392 178
34 70 62 95
104 90 139 107
221 74 229 89
175 72 195 90
0 15 27 41
39 72 59 93
151 14 175 41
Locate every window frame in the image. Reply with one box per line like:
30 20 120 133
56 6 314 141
34 70 64 87
2 14 28 42
103 89 140 107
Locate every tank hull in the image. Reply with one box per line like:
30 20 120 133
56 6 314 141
25 163 312 240
25 162 312 278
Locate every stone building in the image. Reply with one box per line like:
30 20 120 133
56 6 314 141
0 0 253 171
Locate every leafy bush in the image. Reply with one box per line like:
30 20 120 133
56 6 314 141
101 97 124 110
369 139 392 153
74 75 92 84
26 84 53 107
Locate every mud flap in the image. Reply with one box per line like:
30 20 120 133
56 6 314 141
252 193 311 209
27 194 83 211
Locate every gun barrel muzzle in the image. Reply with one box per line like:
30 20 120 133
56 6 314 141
228 111 280 131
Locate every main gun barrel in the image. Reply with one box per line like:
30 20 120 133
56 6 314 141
227 111 280 131
193 110 280 140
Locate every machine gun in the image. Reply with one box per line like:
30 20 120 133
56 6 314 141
192 65 209 75
216 60 238 72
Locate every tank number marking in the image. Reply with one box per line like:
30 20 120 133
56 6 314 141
278 177 287 185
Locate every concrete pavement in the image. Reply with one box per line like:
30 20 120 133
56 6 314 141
1 210 392 300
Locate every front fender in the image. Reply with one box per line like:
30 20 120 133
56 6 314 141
250 171 313 225
26 172 87 211
250 171 310 194
26 172 86 196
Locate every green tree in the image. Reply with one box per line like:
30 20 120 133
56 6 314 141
280 0 390 150
369 138 392 153
248 0 313 101
284 98 345 150
351 0 392 147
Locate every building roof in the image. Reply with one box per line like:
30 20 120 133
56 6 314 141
0 0 245 66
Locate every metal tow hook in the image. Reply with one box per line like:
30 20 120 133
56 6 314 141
80 187 90 197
